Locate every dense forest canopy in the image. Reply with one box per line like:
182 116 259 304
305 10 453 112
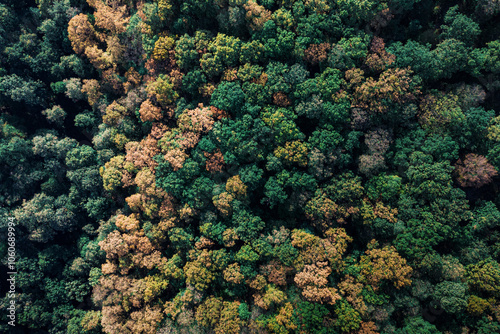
1 0 500 333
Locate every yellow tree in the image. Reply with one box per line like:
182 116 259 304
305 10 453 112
359 240 413 290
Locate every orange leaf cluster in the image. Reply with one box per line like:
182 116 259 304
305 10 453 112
294 261 341 305
360 241 413 290
139 99 163 122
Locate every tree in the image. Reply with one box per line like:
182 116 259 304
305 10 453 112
42 105 66 126
328 35 370 70
215 301 242 334
394 155 471 262
181 70 207 96
63 78 85 101
359 241 413 290
294 261 341 305
334 299 362 333
274 141 308 167
210 81 245 116
365 174 401 204
200 33 242 77
350 67 420 114
387 41 438 81
233 208 265 242
419 93 465 134
433 281 468 314
433 39 469 79
365 37 395 73
440 6 481 46
67 14 98 55
335 0 388 23
211 114 272 164
153 36 175 61
293 301 331 333
146 74 179 107
455 154 498 188
175 31 210 71
396 316 441 334
466 259 500 298
139 99 163 122
244 0 272 31
359 153 386 176
0 74 45 106
304 43 331 65
261 107 304 145
240 39 267 64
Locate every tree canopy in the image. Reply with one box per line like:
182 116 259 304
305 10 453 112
1 0 500 333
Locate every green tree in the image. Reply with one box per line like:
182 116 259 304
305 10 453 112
210 81 245 116
433 281 468 314
440 6 481 46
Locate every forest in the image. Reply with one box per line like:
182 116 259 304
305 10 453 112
0 0 500 333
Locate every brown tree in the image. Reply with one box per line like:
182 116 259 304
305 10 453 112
92 0 129 35
243 0 272 31
291 228 352 272
68 14 97 54
95 214 172 334
364 128 392 155
359 153 386 176
304 43 331 65
359 240 413 290
272 92 292 107
365 36 396 72
139 100 163 122
261 260 292 286
294 261 341 305
82 79 102 106
205 149 225 173
455 154 498 188
357 321 379 334
338 275 367 315
177 104 215 133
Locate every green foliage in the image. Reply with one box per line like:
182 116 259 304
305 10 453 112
0 74 45 106
433 281 468 314
334 299 361 333
294 301 330 333
233 208 266 242
329 35 370 70
440 6 481 45
396 316 441 334
211 81 245 115
238 303 251 320
181 70 207 96
467 259 500 298
201 33 242 77
175 31 210 70
66 146 98 169
366 174 402 204
212 114 272 164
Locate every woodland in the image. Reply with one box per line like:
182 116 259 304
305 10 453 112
0 0 500 333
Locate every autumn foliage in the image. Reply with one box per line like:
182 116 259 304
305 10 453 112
4 0 500 333
456 154 498 188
